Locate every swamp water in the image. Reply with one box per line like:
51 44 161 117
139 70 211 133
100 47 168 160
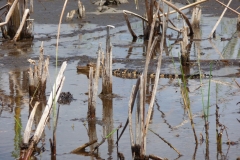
0 5 240 160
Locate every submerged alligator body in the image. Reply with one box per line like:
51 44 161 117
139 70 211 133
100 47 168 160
112 68 209 79
77 64 209 79
77 56 239 79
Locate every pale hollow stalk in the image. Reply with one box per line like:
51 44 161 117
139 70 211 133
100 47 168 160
13 9 29 41
0 0 19 27
145 0 151 24
88 67 95 118
106 26 111 54
42 57 50 84
102 46 113 94
208 0 232 38
56 0 68 64
191 5 201 28
116 78 140 144
22 62 67 160
33 62 67 142
142 10 159 142
52 90 62 156
53 0 68 124
129 86 136 150
92 45 101 107
23 102 39 144
142 1 166 155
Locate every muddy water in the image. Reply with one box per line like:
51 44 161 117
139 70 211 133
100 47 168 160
0 5 240 160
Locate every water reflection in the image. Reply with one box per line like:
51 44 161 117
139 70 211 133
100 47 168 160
2 70 29 159
101 97 114 157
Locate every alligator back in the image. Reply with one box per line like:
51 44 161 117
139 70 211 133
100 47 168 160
112 68 209 79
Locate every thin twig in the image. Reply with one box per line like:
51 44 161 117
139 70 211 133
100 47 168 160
215 0 240 15
149 128 182 156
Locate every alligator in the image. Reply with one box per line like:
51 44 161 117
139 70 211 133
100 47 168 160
76 56 240 79
77 63 210 79
112 68 209 79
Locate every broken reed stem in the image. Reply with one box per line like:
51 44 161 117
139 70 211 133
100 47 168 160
235 79 240 88
153 0 176 28
88 67 95 118
91 124 122 153
87 44 101 118
142 7 159 134
71 140 97 153
149 128 182 156
51 102 61 156
163 0 194 36
136 90 140 148
23 101 39 144
0 0 19 27
13 9 29 41
101 25 114 95
28 42 49 99
139 75 144 156
116 78 140 144
208 0 232 38
129 85 136 149
180 26 189 66
21 62 67 160
123 10 181 33
191 5 201 28
123 12 137 39
149 154 166 160
142 1 166 155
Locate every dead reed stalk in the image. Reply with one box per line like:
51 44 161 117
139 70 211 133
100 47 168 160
88 45 101 118
208 0 232 38
163 0 194 36
142 1 166 155
13 8 30 41
88 67 95 118
20 62 67 160
28 42 49 99
101 25 114 95
149 128 182 156
191 4 201 28
116 78 140 144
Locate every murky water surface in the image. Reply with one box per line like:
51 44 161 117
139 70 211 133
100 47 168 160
0 4 240 160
